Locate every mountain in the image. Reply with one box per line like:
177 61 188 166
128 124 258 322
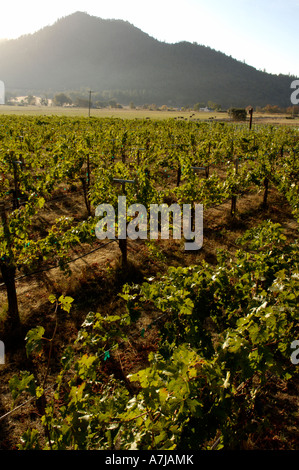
0 11 296 108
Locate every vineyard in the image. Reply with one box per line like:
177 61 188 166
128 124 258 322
0 114 298 450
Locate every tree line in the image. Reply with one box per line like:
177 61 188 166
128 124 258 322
4 91 299 116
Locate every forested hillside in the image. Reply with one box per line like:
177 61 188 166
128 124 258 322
0 12 295 108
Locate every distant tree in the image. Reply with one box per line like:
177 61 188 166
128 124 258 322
286 105 299 115
4 91 16 105
108 99 118 108
40 97 49 106
263 104 284 114
75 97 89 108
193 102 206 111
53 93 72 106
95 100 107 108
207 100 221 111
25 95 36 105
228 108 247 121
129 101 136 109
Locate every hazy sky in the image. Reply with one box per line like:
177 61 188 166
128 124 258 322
1 0 298 77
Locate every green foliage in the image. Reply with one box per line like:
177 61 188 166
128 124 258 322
2 115 299 450
25 326 45 357
9 371 36 403
228 108 247 121
18 429 41 450
9 220 298 450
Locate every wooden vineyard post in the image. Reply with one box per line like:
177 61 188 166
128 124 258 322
113 178 135 269
121 131 128 164
231 158 239 216
191 164 208 236
231 194 237 216
12 160 22 210
118 238 127 269
262 176 269 209
206 142 211 178
80 154 91 216
136 148 144 166
249 107 253 130
0 202 21 338
86 153 91 213
177 164 181 186
191 166 207 230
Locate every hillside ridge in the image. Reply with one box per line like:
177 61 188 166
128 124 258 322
0 11 296 108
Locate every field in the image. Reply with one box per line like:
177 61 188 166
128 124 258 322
1 103 299 125
0 113 298 451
